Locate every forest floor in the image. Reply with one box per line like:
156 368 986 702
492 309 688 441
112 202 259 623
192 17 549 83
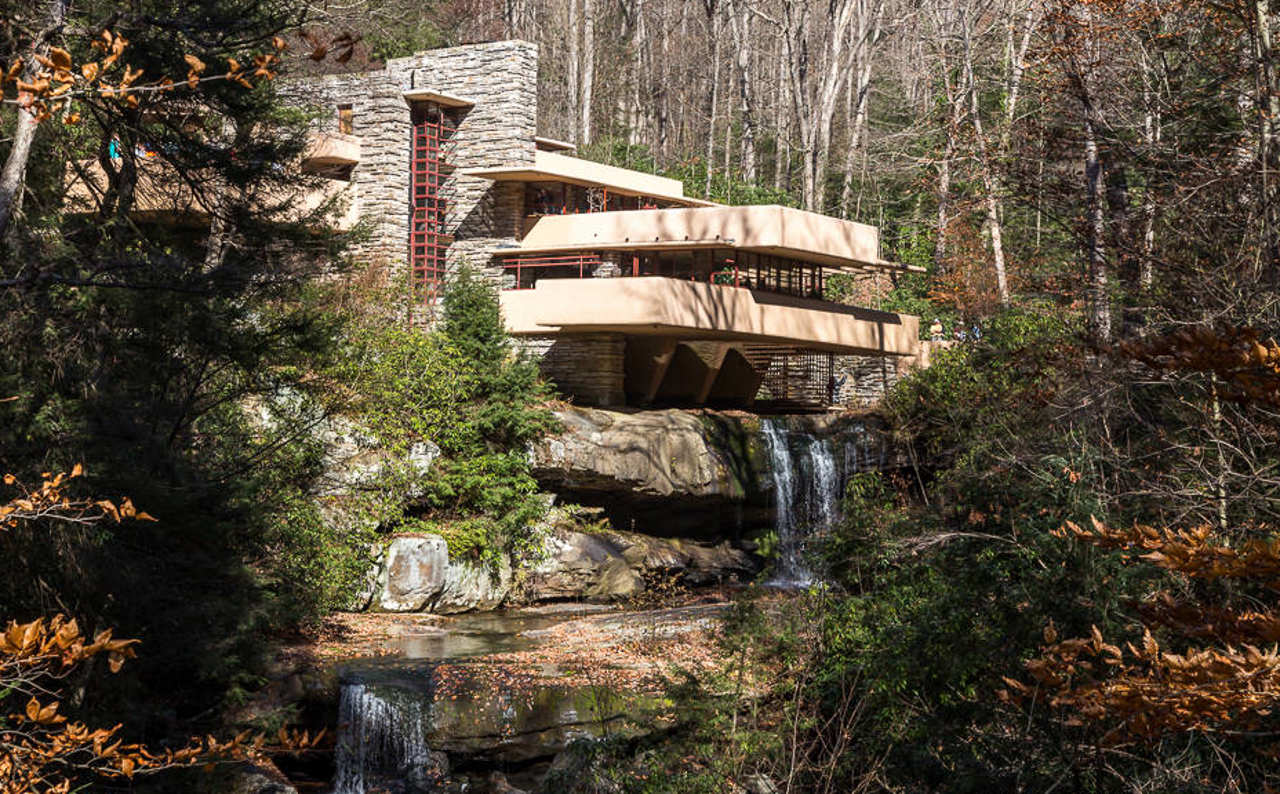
280 588 774 692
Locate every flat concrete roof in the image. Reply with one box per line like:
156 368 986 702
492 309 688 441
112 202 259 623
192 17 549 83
534 136 577 152
500 277 919 356
512 205 919 272
402 88 476 108
462 150 718 207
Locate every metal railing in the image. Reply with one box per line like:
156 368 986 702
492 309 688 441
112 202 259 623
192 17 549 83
501 253 604 290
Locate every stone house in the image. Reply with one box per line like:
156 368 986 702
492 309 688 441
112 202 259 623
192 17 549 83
70 40 923 410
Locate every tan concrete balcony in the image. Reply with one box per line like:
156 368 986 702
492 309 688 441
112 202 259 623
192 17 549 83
462 150 717 207
302 131 360 168
500 276 919 357
513 205 916 273
63 153 359 231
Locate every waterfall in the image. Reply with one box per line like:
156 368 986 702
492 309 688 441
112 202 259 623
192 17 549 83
762 418 870 587
762 419 814 586
808 435 839 529
761 420 801 584
333 682 435 794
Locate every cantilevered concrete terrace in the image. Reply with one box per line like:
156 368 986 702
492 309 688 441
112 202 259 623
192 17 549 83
500 277 919 357
462 150 718 208
511 204 917 273
62 132 361 230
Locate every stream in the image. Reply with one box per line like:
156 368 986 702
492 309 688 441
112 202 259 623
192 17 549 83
323 602 727 793
317 417 880 792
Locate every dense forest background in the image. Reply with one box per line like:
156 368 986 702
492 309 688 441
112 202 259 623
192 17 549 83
4 0 1280 790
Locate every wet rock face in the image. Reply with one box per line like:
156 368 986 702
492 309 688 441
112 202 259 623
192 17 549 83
530 406 901 538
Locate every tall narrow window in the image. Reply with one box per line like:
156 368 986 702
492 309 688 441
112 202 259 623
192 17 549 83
337 105 354 135
409 103 455 305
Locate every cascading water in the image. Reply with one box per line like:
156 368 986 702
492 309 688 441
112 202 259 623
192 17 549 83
807 435 839 529
762 417 878 587
332 681 436 794
761 419 808 586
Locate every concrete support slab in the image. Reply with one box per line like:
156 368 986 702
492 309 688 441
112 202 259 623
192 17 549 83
625 338 679 405
693 343 732 405
706 348 763 407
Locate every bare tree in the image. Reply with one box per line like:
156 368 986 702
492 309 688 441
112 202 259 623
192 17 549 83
0 0 68 242
961 6 1009 305
837 0 888 219
580 0 595 144
726 0 759 182
773 0 875 210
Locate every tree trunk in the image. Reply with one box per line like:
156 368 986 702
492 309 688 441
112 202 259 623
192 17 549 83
936 69 964 275
568 0 581 142
727 0 758 183
629 0 648 146
0 0 68 243
503 0 527 37
1084 105 1111 343
704 0 722 199
1254 0 1280 275
654 3 670 159
773 37 788 191
838 1 884 218
781 0 867 211
580 0 596 145
962 10 1010 305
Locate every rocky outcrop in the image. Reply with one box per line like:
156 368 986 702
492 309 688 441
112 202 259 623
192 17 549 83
225 762 299 794
365 527 757 612
372 536 512 613
525 528 756 602
531 408 753 500
530 406 901 538
434 556 512 614
378 535 449 611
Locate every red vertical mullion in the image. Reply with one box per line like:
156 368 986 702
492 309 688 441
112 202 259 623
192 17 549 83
410 105 452 307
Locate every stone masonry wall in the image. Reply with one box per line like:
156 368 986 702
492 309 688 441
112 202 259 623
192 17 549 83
388 41 539 286
834 354 902 408
517 334 626 407
281 41 539 291
278 71 411 268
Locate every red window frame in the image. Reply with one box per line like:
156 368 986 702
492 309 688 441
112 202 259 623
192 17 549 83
409 104 455 306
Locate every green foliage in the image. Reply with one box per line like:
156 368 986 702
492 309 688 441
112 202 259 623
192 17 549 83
333 266 556 567
884 303 1075 458
824 225 962 337
327 314 472 456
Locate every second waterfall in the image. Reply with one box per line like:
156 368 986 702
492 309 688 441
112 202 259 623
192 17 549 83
761 417 855 586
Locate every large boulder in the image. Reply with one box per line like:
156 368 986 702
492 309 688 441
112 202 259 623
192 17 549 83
431 555 512 614
376 535 514 613
530 408 752 500
225 762 298 794
378 535 449 611
524 529 757 602
365 527 758 612
525 531 633 601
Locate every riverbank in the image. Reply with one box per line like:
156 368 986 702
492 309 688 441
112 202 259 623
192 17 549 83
249 589 792 792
